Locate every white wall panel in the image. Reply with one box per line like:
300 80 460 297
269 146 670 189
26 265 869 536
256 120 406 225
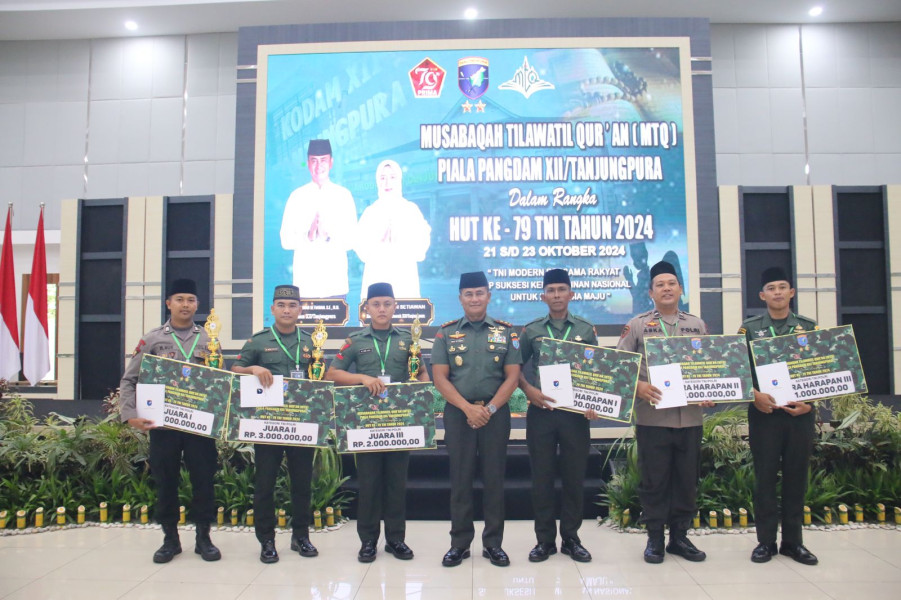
732 25 768 87
765 25 801 87
56 40 91 102
148 97 183 162
88 100 121 164
184 95 218 160
183 160 216 195
216 94 236 160
738 153 775 186
0 104 25 166
712 88 738 153
89 38 124 101
118 99 152 164
146 161 181 196
151 36 185 98
834 23 873 88
23 102 58 166
52 101 89 166
710 25 735 88
769 88 804 153
869 23 901 86
0 167 23 204
872 89 901 153
735 88 772 153
800 25 836 88
120 38 155 100
117 163 151 198
186 33 222 98
85 163 119 198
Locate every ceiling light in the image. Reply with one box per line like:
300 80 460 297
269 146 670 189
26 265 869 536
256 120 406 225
125 20 138 31
464 8 478 20
808 6 823 17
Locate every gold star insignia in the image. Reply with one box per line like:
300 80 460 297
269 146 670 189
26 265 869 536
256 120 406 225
462 100 473 112
475 100 486 112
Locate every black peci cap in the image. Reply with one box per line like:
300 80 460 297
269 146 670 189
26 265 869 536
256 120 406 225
273 284 300 302
366 282 395 300
307 139 332 156
459 271 489 290
760 267 792 289
167 278 197 298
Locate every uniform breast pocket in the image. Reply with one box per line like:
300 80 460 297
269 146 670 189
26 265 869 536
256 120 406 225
487 344 508 361
261 352 282 366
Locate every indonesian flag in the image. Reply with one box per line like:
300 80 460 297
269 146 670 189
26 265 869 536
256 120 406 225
23 207 49 385
0 208 20 382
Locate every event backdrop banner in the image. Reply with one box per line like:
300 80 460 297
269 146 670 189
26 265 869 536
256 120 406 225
254 38 698 328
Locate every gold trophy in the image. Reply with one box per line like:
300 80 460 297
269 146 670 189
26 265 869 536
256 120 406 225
204 308 223 368
407 317 422 381
308 320 328 380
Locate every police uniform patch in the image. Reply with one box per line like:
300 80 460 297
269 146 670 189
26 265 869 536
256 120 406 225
133 339 146 355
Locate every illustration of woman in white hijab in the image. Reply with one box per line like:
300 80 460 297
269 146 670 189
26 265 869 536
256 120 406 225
355 160 431 298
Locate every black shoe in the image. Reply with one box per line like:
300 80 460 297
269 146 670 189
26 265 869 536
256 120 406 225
482 546 510 567
644 530 665 564
666 535 706 562
441 546 471 567
290 535 319 557
385 540 414 560
528 542 557 563
779 543 818 566
751 542 777 563
561 539 592 563
194 523 221 562
358 539 377 563
259 539 279 564
152 525 182 564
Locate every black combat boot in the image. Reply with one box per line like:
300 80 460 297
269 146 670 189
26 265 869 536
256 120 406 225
153 524 182 563
194 522 222 561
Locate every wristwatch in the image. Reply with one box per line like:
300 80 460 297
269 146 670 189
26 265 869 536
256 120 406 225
487 404 497 415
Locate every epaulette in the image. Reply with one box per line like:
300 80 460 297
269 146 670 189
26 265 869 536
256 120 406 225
525 315 546 326
348 329 368 338
439 319 458 328
572 314 594 325
495 319 513 327
252 329 270 337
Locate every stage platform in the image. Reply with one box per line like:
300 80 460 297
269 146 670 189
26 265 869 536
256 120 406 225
0 521 897 599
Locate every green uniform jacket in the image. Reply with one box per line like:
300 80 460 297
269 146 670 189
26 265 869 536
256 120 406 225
520 313 597 387
739 312 818 388
234 327 314 377
330 325 414 382
431 315 522 403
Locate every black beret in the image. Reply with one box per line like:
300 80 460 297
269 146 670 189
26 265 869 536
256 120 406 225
307 139 332 156
459 271 489 290
366 282 395 300
273 285 300 302
649 261 677 282
167 278 197 298
543 268 571 287
761 267 792 289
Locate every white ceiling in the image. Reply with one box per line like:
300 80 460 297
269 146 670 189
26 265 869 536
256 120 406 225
0 0 899 41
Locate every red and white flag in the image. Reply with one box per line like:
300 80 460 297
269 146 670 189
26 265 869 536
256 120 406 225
0 207 20 382
24 207 49 385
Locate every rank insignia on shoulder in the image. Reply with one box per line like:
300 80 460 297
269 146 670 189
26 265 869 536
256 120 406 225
440 319 457 328
495 319 513 327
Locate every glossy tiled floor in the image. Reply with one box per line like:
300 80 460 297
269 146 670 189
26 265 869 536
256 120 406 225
0 521 898 599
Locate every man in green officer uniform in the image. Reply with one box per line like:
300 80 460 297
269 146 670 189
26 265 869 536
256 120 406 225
738 267 818 566
431 271 522 568
519 268 598 563
232 285 319 564
326 282 430 562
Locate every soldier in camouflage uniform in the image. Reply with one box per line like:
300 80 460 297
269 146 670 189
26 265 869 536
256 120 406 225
119 278 221 564
232 284 319 564
519 268 599 563
431 271 522 568
738 267 818 566
616 261 713 565
326 282 429 563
